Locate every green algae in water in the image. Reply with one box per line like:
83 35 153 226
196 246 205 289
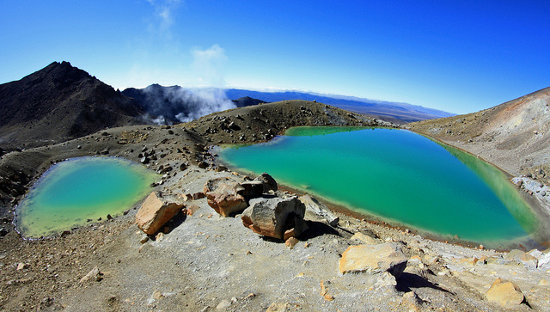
219 127 539 245
15 157 157 238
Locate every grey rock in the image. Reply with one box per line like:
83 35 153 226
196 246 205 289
242 196 307 240
299 194 339 227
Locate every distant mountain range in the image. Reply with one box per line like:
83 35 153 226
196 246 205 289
225 89 454 123
0 61 453 149
121 85 453 125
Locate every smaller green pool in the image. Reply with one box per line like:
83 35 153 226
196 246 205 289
15 157 157 238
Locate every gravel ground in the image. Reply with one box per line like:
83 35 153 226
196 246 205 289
1 101 549 311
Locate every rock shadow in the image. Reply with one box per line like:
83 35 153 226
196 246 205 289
256 221 340 243
299 220 341 241
396 272 451 293
159 210 187 235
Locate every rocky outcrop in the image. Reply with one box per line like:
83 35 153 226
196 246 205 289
299 194 339 227
339 243 407 277
136 192 184 235
485 278 525 307
241 196 307 240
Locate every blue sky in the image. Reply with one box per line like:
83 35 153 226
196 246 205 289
1 0 549 114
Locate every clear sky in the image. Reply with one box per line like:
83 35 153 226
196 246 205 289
1 0 549 114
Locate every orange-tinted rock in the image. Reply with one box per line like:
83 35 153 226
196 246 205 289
486 278 524 307
285 237 299 249
339 243 407 277
135 192 184 235
204 177 248 217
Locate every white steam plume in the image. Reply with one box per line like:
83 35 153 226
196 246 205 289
138 44 236 125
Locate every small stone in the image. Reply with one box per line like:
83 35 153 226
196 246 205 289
155 232 164 241
244 293 256 299
267 302 288 312
80 267 103 284
285 237 299 249
16 263 28 271
152 291 163 300
185 205 200 216
140 235 150 244
323 294 334 301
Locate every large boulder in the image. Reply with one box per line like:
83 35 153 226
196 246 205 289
485 278 525 307
241 196 307 240
339 243 407 277
136 192 184 235
299 194 339 227
204 177 248 217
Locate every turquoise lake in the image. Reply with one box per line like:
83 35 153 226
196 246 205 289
219 127 539 245
15 157 157 238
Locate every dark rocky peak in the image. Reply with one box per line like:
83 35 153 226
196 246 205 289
232 96 266 107
0 61 144 149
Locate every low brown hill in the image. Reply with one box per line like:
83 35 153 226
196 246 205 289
410 87 550 178
0 62 144 149
183 100 394 145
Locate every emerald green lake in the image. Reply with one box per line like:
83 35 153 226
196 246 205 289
219 127 539 246
15 157 157 238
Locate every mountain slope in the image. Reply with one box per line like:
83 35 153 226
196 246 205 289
225 89 454 123
410 87 550 178
0 62 144 149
